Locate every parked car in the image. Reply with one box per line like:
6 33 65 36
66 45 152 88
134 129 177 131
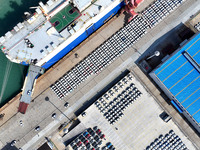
81 112 86 117
84 140 89 145
113 86 119 92
160 111 172 122
108 90 114 96
103 94 110 100
79 135 85 141
86 143 90 149
100 134 105 139
10 140 16 147
52 113 56 119
27 90 31 95
88 128 95 136
83 131 89 136
64 102 69 107
93 126 98 131
77 141 82 147
86 133 91 139
106 142 112 148
92 141 98 148
35 126 40 131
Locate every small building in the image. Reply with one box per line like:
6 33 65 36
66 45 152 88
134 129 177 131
150 33 200 133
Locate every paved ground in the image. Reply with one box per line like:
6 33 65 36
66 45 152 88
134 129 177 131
0 0 200 149
77 74 196 150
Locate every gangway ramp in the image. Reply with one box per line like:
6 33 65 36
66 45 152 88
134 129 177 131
18 64 45 114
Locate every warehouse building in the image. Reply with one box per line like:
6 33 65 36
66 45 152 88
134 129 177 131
150 33 200 133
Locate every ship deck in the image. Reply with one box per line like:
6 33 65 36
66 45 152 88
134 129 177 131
0 0 123 66
7 21 62 64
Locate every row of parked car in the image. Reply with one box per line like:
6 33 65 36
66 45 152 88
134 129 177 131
50 14 148 100
146 130 188 150
69 126 106 150
94 73 142 125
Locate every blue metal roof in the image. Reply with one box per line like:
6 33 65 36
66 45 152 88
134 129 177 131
154 33 200 125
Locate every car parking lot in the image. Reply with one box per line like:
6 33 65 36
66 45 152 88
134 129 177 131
146 130 188 150
50 0 187 100
94 73 142 126
78 73 196 150
68 126 114 150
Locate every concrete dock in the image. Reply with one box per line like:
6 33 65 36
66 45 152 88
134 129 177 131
0 0 200 149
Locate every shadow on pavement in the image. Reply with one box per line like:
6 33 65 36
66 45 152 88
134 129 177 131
74 69 130 116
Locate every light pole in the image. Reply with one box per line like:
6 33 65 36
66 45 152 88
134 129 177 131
45 96 71 121
132 47 142 56
146 51 160 60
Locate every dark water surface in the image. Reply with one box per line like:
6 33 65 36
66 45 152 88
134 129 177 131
0 0 48 36
0 0 48 107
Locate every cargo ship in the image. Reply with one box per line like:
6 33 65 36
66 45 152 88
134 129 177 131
0 0 125 69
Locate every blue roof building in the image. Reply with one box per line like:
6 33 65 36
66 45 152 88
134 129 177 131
150 33 200 133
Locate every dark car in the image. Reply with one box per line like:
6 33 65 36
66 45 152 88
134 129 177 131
100 134 105 139
127 74 133 80
74 138 79 143
160 111 172 122
72 145 78 150
117 82 124 88
70 141 76 147
77 141 82 147
98 140 102 145
103 94 110 100
97 131 102 136
87 128 95 136
84 140 89 145
87 128 92 132
94 135 100 141
96 129 101 134
93 126 98 131
86 133 91 139
108 90 114 96
79 135 86 142
113 86 119 92
86 143 91 149
122 78 128 84
92 141 98 148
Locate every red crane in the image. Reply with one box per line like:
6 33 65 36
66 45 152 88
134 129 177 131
120 0 143 22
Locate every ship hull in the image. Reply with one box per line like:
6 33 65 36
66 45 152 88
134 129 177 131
40 1 124 69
